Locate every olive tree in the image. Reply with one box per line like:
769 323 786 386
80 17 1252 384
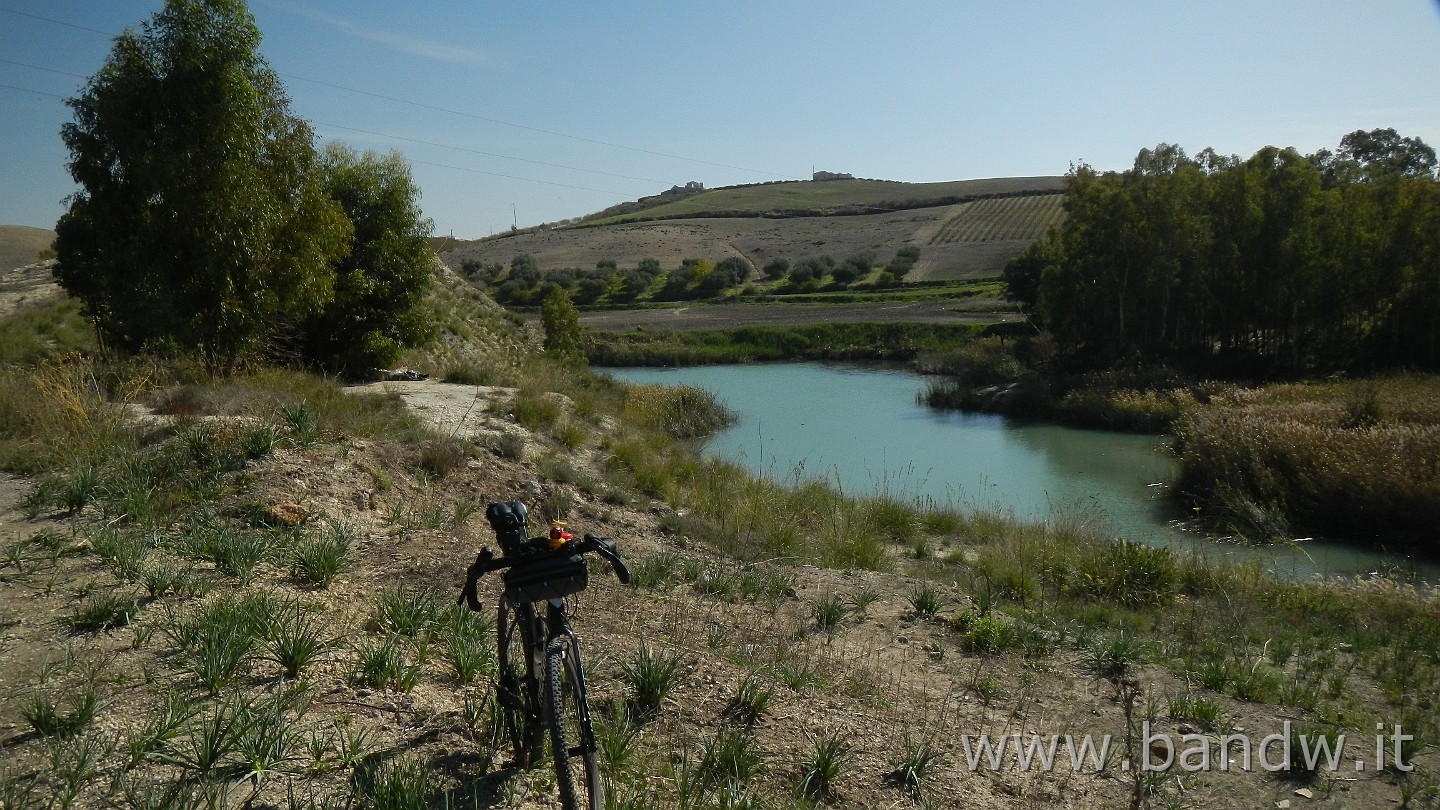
54 0 349 372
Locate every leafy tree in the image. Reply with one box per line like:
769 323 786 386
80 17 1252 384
715 256 749 282
509 254 540 287
763 258 790 280
297 143 434 377
618 269 655 301
54 0 349 372
546 268 576 290
887 247 918 279
637 258 662 276
1336 127 1437 182
844 252 874 275
572 276 607 305
659 261 700 299
540 287 584 365
1009 131 1440 376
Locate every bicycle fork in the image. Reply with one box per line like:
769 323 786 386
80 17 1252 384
544 601 598 759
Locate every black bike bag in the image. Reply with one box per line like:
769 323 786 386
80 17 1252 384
503 553 588 603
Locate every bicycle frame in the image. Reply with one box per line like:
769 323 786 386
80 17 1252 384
462 503 627 810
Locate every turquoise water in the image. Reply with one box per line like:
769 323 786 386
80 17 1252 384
605 362 1437 580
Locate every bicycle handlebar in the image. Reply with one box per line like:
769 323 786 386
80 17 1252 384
458 532 630 611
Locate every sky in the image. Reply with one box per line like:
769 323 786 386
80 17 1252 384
2 1 1439 240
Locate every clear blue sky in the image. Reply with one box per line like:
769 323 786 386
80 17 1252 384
3 1 1439 239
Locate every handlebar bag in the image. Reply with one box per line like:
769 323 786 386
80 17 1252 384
503 553 589 603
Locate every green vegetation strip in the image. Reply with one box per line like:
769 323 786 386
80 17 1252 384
588 322 990 366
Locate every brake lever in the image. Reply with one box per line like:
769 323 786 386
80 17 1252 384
457 547 495 610
584 533 630 585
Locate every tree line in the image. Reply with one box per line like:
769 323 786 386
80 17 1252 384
1004 129 1440 377
463 246 919 306
54 0 433 378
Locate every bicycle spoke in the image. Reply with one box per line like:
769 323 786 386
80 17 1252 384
496 599 542 768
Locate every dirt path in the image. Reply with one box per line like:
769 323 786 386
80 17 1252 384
566 300 1019 333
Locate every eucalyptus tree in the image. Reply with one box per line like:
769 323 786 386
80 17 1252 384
55 0 349 372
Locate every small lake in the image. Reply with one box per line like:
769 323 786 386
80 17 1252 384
605 362 1436 581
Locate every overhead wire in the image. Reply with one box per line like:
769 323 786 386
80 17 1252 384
0 81 67 100
0 5 798 183
2 5 900 226
311 120 666 186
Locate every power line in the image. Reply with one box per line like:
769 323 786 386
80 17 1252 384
284 73 799 180
312 120 668 185
0 5 801 181
0 81 67 100
0 58 87 81
0 5 860 222
0 6 115 37
353 149 642 198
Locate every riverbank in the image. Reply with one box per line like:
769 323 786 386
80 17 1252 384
1 350 1438 809
587 321 994 366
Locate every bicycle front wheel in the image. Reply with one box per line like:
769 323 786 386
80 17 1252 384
545 634 603 810
496 597 543 768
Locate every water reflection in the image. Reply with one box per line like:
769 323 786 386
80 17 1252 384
604 362 1436 581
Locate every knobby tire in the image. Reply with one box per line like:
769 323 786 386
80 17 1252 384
545 635 603 810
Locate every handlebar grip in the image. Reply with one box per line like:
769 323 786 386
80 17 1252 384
586 533 631 585
457 548 494 611
610 555 631 585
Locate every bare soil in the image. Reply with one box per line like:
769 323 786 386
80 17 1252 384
0 261 63 319
0 380 1425 809
0 226 55 275
442 207 1042 283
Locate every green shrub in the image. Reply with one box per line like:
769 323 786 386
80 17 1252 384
353 636 421 692
512 388 562 430
289 522 355 587
620 383 734 440
65 592 139 632
888 733 942 795
20 686 102 737
954 614 1016 654
726 673 773 725
355 754 433 810
373 582 442 637
907 584 943 617
443 363 501 386
810 592 848 632
699 728 762 785
166 594 275 692
262 599 329 678
1072 540 1178 607
796 730 850 800
619 643 683 719
630 553 681 589
1086 630 1145 678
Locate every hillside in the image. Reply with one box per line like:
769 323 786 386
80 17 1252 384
0 225 55 273
586 176 1064 223
0 259 1436 809
441 177 1064 283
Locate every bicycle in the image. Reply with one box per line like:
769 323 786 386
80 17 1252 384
458 500 630 810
